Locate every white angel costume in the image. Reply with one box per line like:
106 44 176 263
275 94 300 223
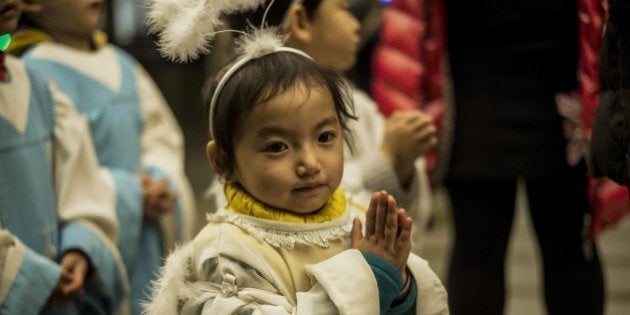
145 184 448 315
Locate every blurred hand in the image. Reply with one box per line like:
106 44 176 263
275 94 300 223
380 110 437 186
141 173 177 220
49 251 89 305
351 191 413 284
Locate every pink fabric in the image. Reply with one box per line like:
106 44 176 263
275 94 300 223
578 0 629 238
0 52 7 81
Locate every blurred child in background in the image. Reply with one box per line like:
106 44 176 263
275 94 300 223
8 0 198 313
1 0 128 313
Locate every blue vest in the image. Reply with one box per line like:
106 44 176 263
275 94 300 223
0 68 58 259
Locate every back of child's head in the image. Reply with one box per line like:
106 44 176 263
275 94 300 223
204 48 355 177
12 0 105 55
227 0 323 31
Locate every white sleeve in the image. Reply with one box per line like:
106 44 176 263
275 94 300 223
135 63 198 240
407 254 449 315
49 80 118 243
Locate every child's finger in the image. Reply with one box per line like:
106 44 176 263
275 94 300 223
374 192 388 237
397 213 413 246
350 218 363 248
396 208 408 236
365 192 378 236
384 195 398 244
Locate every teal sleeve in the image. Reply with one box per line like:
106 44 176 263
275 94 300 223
361 252 403 314
387 277 418 315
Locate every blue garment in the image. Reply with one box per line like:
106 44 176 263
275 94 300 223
0 61 123 314
23 44 179 314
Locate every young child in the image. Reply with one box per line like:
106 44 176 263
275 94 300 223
143 10 448 312
1 0 128 313
215 0 438 251
8 0 198 313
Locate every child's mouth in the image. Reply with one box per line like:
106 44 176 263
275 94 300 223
294 184 325 194
0 4 17 18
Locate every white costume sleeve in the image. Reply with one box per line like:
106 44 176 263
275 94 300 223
407 254 450 315
49 80 118 241
135 63 198 241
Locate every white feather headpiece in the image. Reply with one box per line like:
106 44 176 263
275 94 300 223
146 0 313 138
146 0 269 62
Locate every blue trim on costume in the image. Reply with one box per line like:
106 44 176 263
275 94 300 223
59 222 125 311
109 168 143 271
0 248 61 315
143 165 184 241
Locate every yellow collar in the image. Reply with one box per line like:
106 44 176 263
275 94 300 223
7 28 108 56
224 183 346 223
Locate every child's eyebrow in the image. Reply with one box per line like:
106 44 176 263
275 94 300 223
256 126 290 138
255 116 339 138
316 116 340 129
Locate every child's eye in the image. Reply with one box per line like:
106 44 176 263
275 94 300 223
318 132 336 143
264 142 288 153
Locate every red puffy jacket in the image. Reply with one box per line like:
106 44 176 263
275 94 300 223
371 0 447 178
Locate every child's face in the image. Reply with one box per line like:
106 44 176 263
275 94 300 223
231 84 344 214
0 0 22 34
29 0 104 42
300 0 360 72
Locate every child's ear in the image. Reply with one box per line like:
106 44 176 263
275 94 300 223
22 0 44 14
285 3 312 45
207 140 235 181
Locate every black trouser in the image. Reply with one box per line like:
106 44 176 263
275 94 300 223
445 174 604 315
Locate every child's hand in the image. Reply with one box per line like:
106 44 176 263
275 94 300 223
380 110 437 185
351 191 413 284
49 250 89 305
141 173 177 220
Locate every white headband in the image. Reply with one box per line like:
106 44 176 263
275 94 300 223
208 45 312 140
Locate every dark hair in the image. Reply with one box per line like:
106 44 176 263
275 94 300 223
227 0 323 31
203 50 356 174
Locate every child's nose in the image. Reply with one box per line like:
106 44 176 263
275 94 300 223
296 147 321 177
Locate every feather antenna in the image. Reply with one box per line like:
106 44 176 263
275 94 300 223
235 27 288 57
146 0 270 62
157 1 221 62
144 0 185 35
